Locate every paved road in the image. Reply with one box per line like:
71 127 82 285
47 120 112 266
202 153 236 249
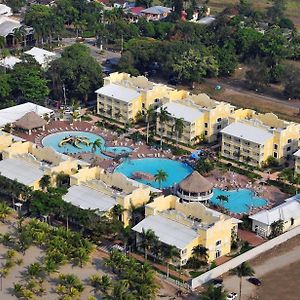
223 244 300 299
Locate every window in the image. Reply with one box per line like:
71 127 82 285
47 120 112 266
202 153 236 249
216 240 221 246
142 103 145 108
181 248 187 255
216 249 221 258
154 98 159 103
273 152 278 158
217 118 222 122
181 259 187 265
274 144 278 150
287 146 291 152
217 124 222 130
287 139 292 143
204 130 208 136
204 123 208 128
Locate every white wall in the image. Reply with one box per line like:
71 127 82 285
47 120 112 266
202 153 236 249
191 226 300 290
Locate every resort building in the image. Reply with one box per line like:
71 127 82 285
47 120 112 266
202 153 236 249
221 110 300 167
69 166 152 226
96 72 185 123
1 141 89 188
24 47 58 69
140 6 171 21
14 111 47 135
176 171 213 204
133 195 240 265
294 150 300 175
0 102 54 129
249 194 300 238
156 93 235 144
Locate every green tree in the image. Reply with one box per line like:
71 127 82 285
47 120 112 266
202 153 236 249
5 0 25 13
201 285 228 300
39 175 51 191
89 138 102 153
245 58 270 91
9 61 49 105
161 245 180 278
158 106 170 148
192 245 209 264
195 158 214 175
140 228 158 260
154 169 168 189
267 0 287 23
171 49 219 87
0 202 12 222
145 106 155 145
47 44 103 103
269 219 284 238
216 195 229 209
174 118 184 145
232 262 255 300
282 65 300 99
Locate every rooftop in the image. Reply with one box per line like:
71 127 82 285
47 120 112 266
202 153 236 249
221 122 273 145
178 171 213 193
0 56 21 69
132 214 198 249
141 6 171 15
0 102 53 128
159 102 203 123
250 194 300 225
0 158 44 185
63 185 116 212
24 47 57 66
15 111 46 130
95 83 140 103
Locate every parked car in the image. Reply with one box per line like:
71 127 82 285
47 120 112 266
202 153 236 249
226 292 237 300
210 278 223 288
248 277 262 286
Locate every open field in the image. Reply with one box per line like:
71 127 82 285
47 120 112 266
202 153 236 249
209 0 300 29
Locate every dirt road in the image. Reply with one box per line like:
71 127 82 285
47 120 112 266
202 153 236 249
223 236 300 299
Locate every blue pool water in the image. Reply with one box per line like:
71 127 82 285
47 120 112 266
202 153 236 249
42 131 132 158
115 158 193 189
210 188 267 214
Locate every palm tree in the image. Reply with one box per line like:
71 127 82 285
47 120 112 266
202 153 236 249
269 219 284 238
111 204 125 222
26 262 44 279
74 247 89 267
90 138 103 153
13 26 26 51
233 262 255 300
174 118 184 145
161 245 180 278
140 228 158 260
216 195 229 209
202 285 228 300
145 106 155 144
0 202 12 222
192 245 209 264
154 169 168 189
90 274 112 295
110 280 130 299
39 175 51 191
158 107 170 149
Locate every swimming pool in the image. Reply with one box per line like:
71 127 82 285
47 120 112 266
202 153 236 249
115 158 193 189
42 131 132 158
210 188 267 214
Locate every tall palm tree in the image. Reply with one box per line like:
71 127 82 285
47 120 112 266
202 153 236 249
90 138 103 153
110 280 130 299
154 169 168 189
13 26 26 51
161 245 180 278
233 262 255 300
140 228 158 260
0 202 12 222
202 285 228 300
39 175 51 191
145 106 155 144
192 245 209 264
158 107 170 149
90 274 112 296
216 195 229 209
174 118 184 145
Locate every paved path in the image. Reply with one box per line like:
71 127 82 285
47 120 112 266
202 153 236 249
223 244 300 299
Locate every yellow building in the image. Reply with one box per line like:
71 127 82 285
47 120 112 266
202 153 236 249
156 93 235 144
68 166 153 226
221 111 300 167
0 140 89 189
96 72 184 123
132 195 239 265
294 150 300 175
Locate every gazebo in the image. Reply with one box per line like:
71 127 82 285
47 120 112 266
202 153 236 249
176 171 213 204
14 111 46 135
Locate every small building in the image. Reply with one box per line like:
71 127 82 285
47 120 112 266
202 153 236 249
14 111 47 135
24 47 58 68
0 56 21 69
133 194 239 265
140 6 171 21
294 149 300 175
249 194 300 238
176 171 213 204
0 102 54 128
0 4 12 17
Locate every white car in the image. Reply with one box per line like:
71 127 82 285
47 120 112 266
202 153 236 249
227 292 237 300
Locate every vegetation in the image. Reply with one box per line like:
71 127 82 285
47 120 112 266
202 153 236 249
269 219 284 238
154 169 168 189
201 285 228 300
